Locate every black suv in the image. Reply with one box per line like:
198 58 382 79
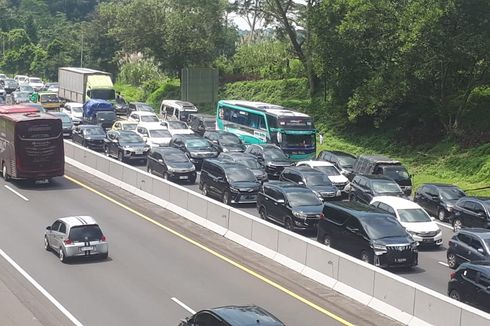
448 261 490 312
349 174 405 204
352 155 412 195
200 159 260 205
317 201 418 268
72 125 106 151
317 150 357 178
204 130 246 153
218 152 268 182
245 144 294 178
189 113 216 136
414 183 466 222
279 166 341 201
451 197 490 231
257 181 323 231
147 147 196 183
105 130 150 162
447 228 490 269
127 102 154 116
169 134 219 170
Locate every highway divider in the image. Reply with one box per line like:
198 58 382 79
64 140 490 326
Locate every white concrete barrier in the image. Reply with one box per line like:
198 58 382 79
63 140 490 326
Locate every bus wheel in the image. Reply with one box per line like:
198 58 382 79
2 163 10 182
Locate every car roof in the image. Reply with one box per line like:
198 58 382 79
458 196 490 203
298 160 335 167
324 201 385 216
421 183 460 188
210 305 284 325
65 102 83 107
371 196 421 209
322 150 356 158
79 124 102 129
459 261 490 273
152 147 183 155
219 152 256 160
58 216 98 227
133 111 157 116
117 130 139 136
457 228 490 239
119 120 138 124
284 166 323 175
265 181 307 192
358 174 395 181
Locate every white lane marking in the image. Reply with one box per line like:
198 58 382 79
435 221 453 230
4 185 29 201
171 297 196 315
0 249 83 326
438 261 449 267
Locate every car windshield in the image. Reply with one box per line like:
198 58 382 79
241 158 261 169
168 121 188 129
219 133 241 145
226 167 256 182
120 133 143 143
338 155 356 168
20 86 33 92
122 123 137 131
362 217 407 240
483 201 490 212
56 114 71 123
315 166 340 176
383 166 410 181
186 139 211 148
484 239 490 249
398 208 432 223
304 174 332 186
71 106 83 113
204 120 215 128
440 187 465 200
40 94 59 101
166 153 189 163
84 128 105 136
265 148 288 160
68 225 103 242
372 180 402 193
286 191 322 207
29 78 42 83
150 129 171 138
137 104 153 112
141 115 159 122
15 92 30 99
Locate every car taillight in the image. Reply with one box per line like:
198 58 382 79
64 239 72 245
319 213 325 220
450 272 456 280
101 235 106 241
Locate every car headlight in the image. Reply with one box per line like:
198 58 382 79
371 243 387 254
222 147 229 152
292 211 308 219
336 190 341 196
411 242 419 249
229 187 239 193
167 167 176 172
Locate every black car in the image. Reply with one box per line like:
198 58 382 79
169 134 219 170
349 174 406 204
203 130 246 153
189 113 216 136
245 144 294 179
447 228 490 269
317 201 418 268
114 97 130 116
218 152 268 182
72 125 106 151
127 101 154 116
279 166 341 201
448 261 490 312
317 150 357 178
200 159 260 205
3 78 18 94
414 183 466 221
257 181 323 231
49 112 73 138
451 197 490 231
146 147 196 183
179 305 285 326
105 130 150 163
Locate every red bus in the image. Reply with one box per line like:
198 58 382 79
0 105 64 181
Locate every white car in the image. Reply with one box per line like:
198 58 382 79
62 102 84 125
27 76 44 91
14 75 29 85
135 125 172 148
370 196 443 246
128 111 160 124
296 160 350 193
160 120 194 136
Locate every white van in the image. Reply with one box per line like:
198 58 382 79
14 75 29 85
159 100 198 122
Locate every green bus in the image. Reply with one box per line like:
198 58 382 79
216 100 316 160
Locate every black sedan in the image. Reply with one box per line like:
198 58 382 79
72 125 106 151
414 183 466 221
203 130 246 153
179 305 284 326
169 134 219 170
146 147 196 183
218 152 268 182
451 197 490 231
105 130 150 163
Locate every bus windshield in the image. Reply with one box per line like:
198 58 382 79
282 134 315 148
90 89 116 101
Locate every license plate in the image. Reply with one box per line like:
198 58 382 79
81 246 94 251
179 176 188 179
395 258 407 263
422 238 434 243
135 150 143 154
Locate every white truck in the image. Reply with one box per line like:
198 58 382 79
58 67 116 104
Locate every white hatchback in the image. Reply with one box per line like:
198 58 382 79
160 120 194 136
136 124 172 148
370 196 443 246
128 111 161 124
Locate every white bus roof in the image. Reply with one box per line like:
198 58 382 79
220 100 310 118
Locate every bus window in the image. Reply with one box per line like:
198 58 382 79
266 115 278 129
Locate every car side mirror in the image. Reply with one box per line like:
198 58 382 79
477 248 484 254
46 226 51 230
277 199 285 204
477 212 485 218
298 181 304 185
158 159 163 163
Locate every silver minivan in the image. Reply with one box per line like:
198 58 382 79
44 216 109 263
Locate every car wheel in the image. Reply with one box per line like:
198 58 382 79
100 252 109 260
349 192 356 202
438 209 447 222
449 289 462 302
360 250 372 264
163 173 169 180
81 140 86 148
189 178 196 185
202 183 208 197
59 248 67 263
147 166 152 174
259 207 268 220
453 218 463 232
44 236 50 251
447 252 458 269
118 151 124 162
222 191 230 205
2 163 10 182
284 217 294 231
104 146 109 156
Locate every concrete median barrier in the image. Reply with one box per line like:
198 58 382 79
276 231 308 273
249 220 279 259
122 166 139 186
412 288 463 326
225 208 254 247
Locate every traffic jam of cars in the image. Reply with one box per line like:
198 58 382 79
1 73 489 316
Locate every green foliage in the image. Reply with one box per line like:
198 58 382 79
118 58 165 87
146 79 181 110
114 83 145 103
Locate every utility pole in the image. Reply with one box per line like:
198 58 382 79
80 33 84 68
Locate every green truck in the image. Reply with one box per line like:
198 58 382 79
58 67 116 104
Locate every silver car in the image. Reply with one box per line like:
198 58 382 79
44 216 109 263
